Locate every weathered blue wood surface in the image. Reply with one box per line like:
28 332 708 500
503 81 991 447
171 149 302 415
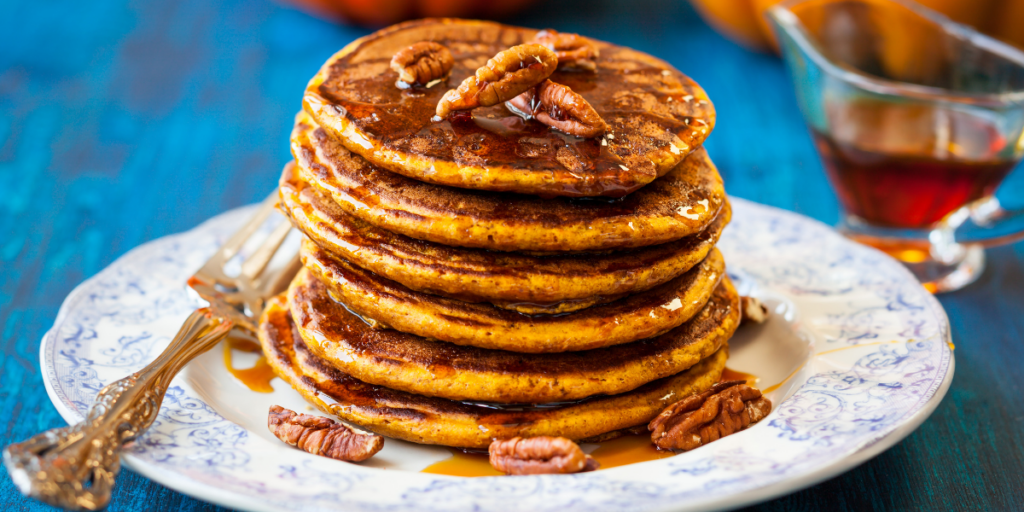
1 0 1022 510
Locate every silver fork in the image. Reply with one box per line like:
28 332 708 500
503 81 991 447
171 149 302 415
3 192 299 511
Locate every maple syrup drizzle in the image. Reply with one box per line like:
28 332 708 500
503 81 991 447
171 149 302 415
223 336 277 393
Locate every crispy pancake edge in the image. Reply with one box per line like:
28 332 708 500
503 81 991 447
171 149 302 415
302 238 726 352
290 113 727 252
279 161 731 305
258 293 728 449
286 268 739 403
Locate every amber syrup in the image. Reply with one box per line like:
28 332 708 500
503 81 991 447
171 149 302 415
813 130 1015 229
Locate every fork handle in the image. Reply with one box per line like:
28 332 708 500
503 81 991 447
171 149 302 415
3 308 233 511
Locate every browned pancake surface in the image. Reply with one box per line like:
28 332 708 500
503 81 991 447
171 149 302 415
302 238 726 352
259 293 728 448
280 162 730 310
287 268 739 403
304 19 715 197
290 113 726 252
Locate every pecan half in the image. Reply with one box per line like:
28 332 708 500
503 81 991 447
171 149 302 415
435 44 557 119
489 436 599 475
505 86 540 118
507 79 607 138
649 381 772 451
268 405 383 462
391 41 454 87
740 296 769 324
532 29 599 71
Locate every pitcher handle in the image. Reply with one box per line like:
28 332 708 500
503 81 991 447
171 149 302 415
943 196 1024 248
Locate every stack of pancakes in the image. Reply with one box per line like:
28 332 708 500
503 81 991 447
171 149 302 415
259 19 739 449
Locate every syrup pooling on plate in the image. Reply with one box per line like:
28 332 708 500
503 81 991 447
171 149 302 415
421 450 505 477
223 335 277 393
420 433 675 477
720 367 759 387
586 433 676 469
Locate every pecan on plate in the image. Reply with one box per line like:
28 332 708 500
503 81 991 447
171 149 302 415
489 436 599 475
519 79 607 138
649 381 772 451
435 43 557 119
390 41 454 88
268 405 383 462
532 29 599 71
740 296 769 324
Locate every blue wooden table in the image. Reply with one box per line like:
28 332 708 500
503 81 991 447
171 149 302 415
2 0 1022 510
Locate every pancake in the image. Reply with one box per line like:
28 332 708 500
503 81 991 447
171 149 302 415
259 293 729 448
279 162 731 312
304 18 716 198
301 238 726 352
286 268 739 403
290 112 726 252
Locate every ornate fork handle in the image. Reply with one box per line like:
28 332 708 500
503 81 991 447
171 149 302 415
3 308 233 511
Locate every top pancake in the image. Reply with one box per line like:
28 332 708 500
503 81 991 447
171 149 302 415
304 18 715 197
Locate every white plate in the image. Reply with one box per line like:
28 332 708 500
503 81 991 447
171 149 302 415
40 198 953 512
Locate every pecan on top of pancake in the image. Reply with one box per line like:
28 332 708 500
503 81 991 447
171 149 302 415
304 19 715 198
390 41 454 88
434 43 557 119
507 79 608 138
531 29 600 72
289 112 727 253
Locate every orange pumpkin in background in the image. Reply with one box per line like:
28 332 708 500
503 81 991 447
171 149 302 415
285 0 537 26
689 0 1024 52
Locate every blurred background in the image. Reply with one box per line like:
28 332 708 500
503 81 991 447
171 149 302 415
1 0 1023 510
288 0 1024 51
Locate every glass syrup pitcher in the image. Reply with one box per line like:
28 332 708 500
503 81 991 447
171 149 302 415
768 0 1024 292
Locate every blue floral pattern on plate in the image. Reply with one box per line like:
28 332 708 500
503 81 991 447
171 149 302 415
39 198 953 512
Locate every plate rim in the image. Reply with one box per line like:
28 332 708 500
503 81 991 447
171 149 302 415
37 197 956 512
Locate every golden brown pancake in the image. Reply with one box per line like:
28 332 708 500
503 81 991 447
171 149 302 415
304 18 715 198
290 113 726 252
279 162 731 312
286 268 739 403
301 238 727 352
259 293 728 448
